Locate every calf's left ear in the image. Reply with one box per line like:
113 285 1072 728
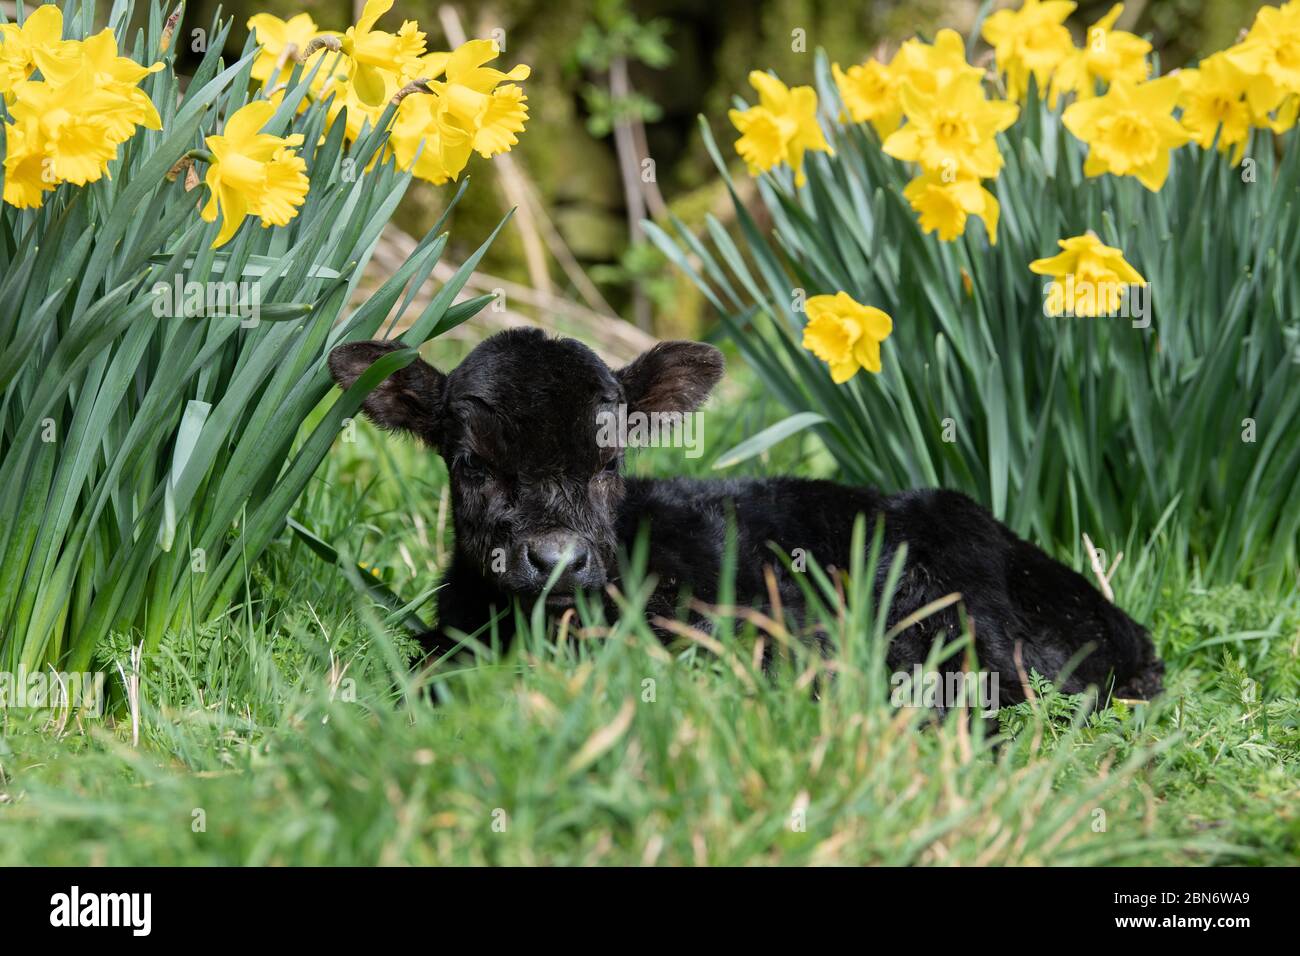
617 341 724 415
327 339 446 446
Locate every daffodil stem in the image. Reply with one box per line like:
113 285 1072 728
391 79 434 105
165 150 211 185
298 35 342 61
275 44 298 74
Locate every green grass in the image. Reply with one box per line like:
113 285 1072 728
1 358 1297 866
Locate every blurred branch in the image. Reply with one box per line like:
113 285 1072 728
609 54 652 330
631 109 669 220
516 175 621 318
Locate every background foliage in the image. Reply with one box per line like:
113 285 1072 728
174 0 1270 335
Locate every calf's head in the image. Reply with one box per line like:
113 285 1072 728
328 329 722 606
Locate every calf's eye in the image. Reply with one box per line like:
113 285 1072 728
461 452 492 480
600 457 620 476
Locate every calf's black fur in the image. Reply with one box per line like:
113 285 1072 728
328 329 1163 705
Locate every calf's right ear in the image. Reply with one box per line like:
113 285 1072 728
617 341 724 415
327 340 445 446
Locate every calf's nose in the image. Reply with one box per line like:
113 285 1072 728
524 532 590 579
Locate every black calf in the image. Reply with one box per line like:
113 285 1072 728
328 329 1163 705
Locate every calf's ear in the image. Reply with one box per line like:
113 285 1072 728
617 341 724 415
327 340 446 446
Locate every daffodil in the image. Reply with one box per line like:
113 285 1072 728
1062 75 1189 190
729 71 832 187
34 26 161 85
894 29 987 95
882 72 1018 179
2 15 165 209
0 4 64 97
832 59 902 137
801 292 893 382
5 95 116 187
2 114 57 209
433 39 528 92
1029 233 1145 316
32 29 163 140
391 100 471 183
1225 1 1300 122
5 76 140 186
1178 52 1254 165
433 39 530 157
390 40 530 184
730 107 790 177
1050 4 1150 105
340 0 426 107
248 13 339 86
903 172 1000 244
982 0 1078 101
200 100 310 248
832 30 985 140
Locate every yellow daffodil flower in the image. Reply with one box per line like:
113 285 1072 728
982 0 1078 101
248 13 339 86
882 72 1018 179
0 4 65 97
2 114 57 208
903 172 1001 244
433 39 530 158
2 14 164 208
894 29 987 95
1062 75 1189 190
801 292 893 382
32 29 163 140
834 28 988 142
390 40 530 184
1225 1 1300 123
200 100 310 248
1029 233 1146 316
1178 52 1254 165
833 60 903 138
400 79 530 167
4 87 117 187
729 70 832 187
5 74 150 187
341 0 426 107
1050 4 1151 105
435 39 529 93
833 29 986 140
730 107 790 175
